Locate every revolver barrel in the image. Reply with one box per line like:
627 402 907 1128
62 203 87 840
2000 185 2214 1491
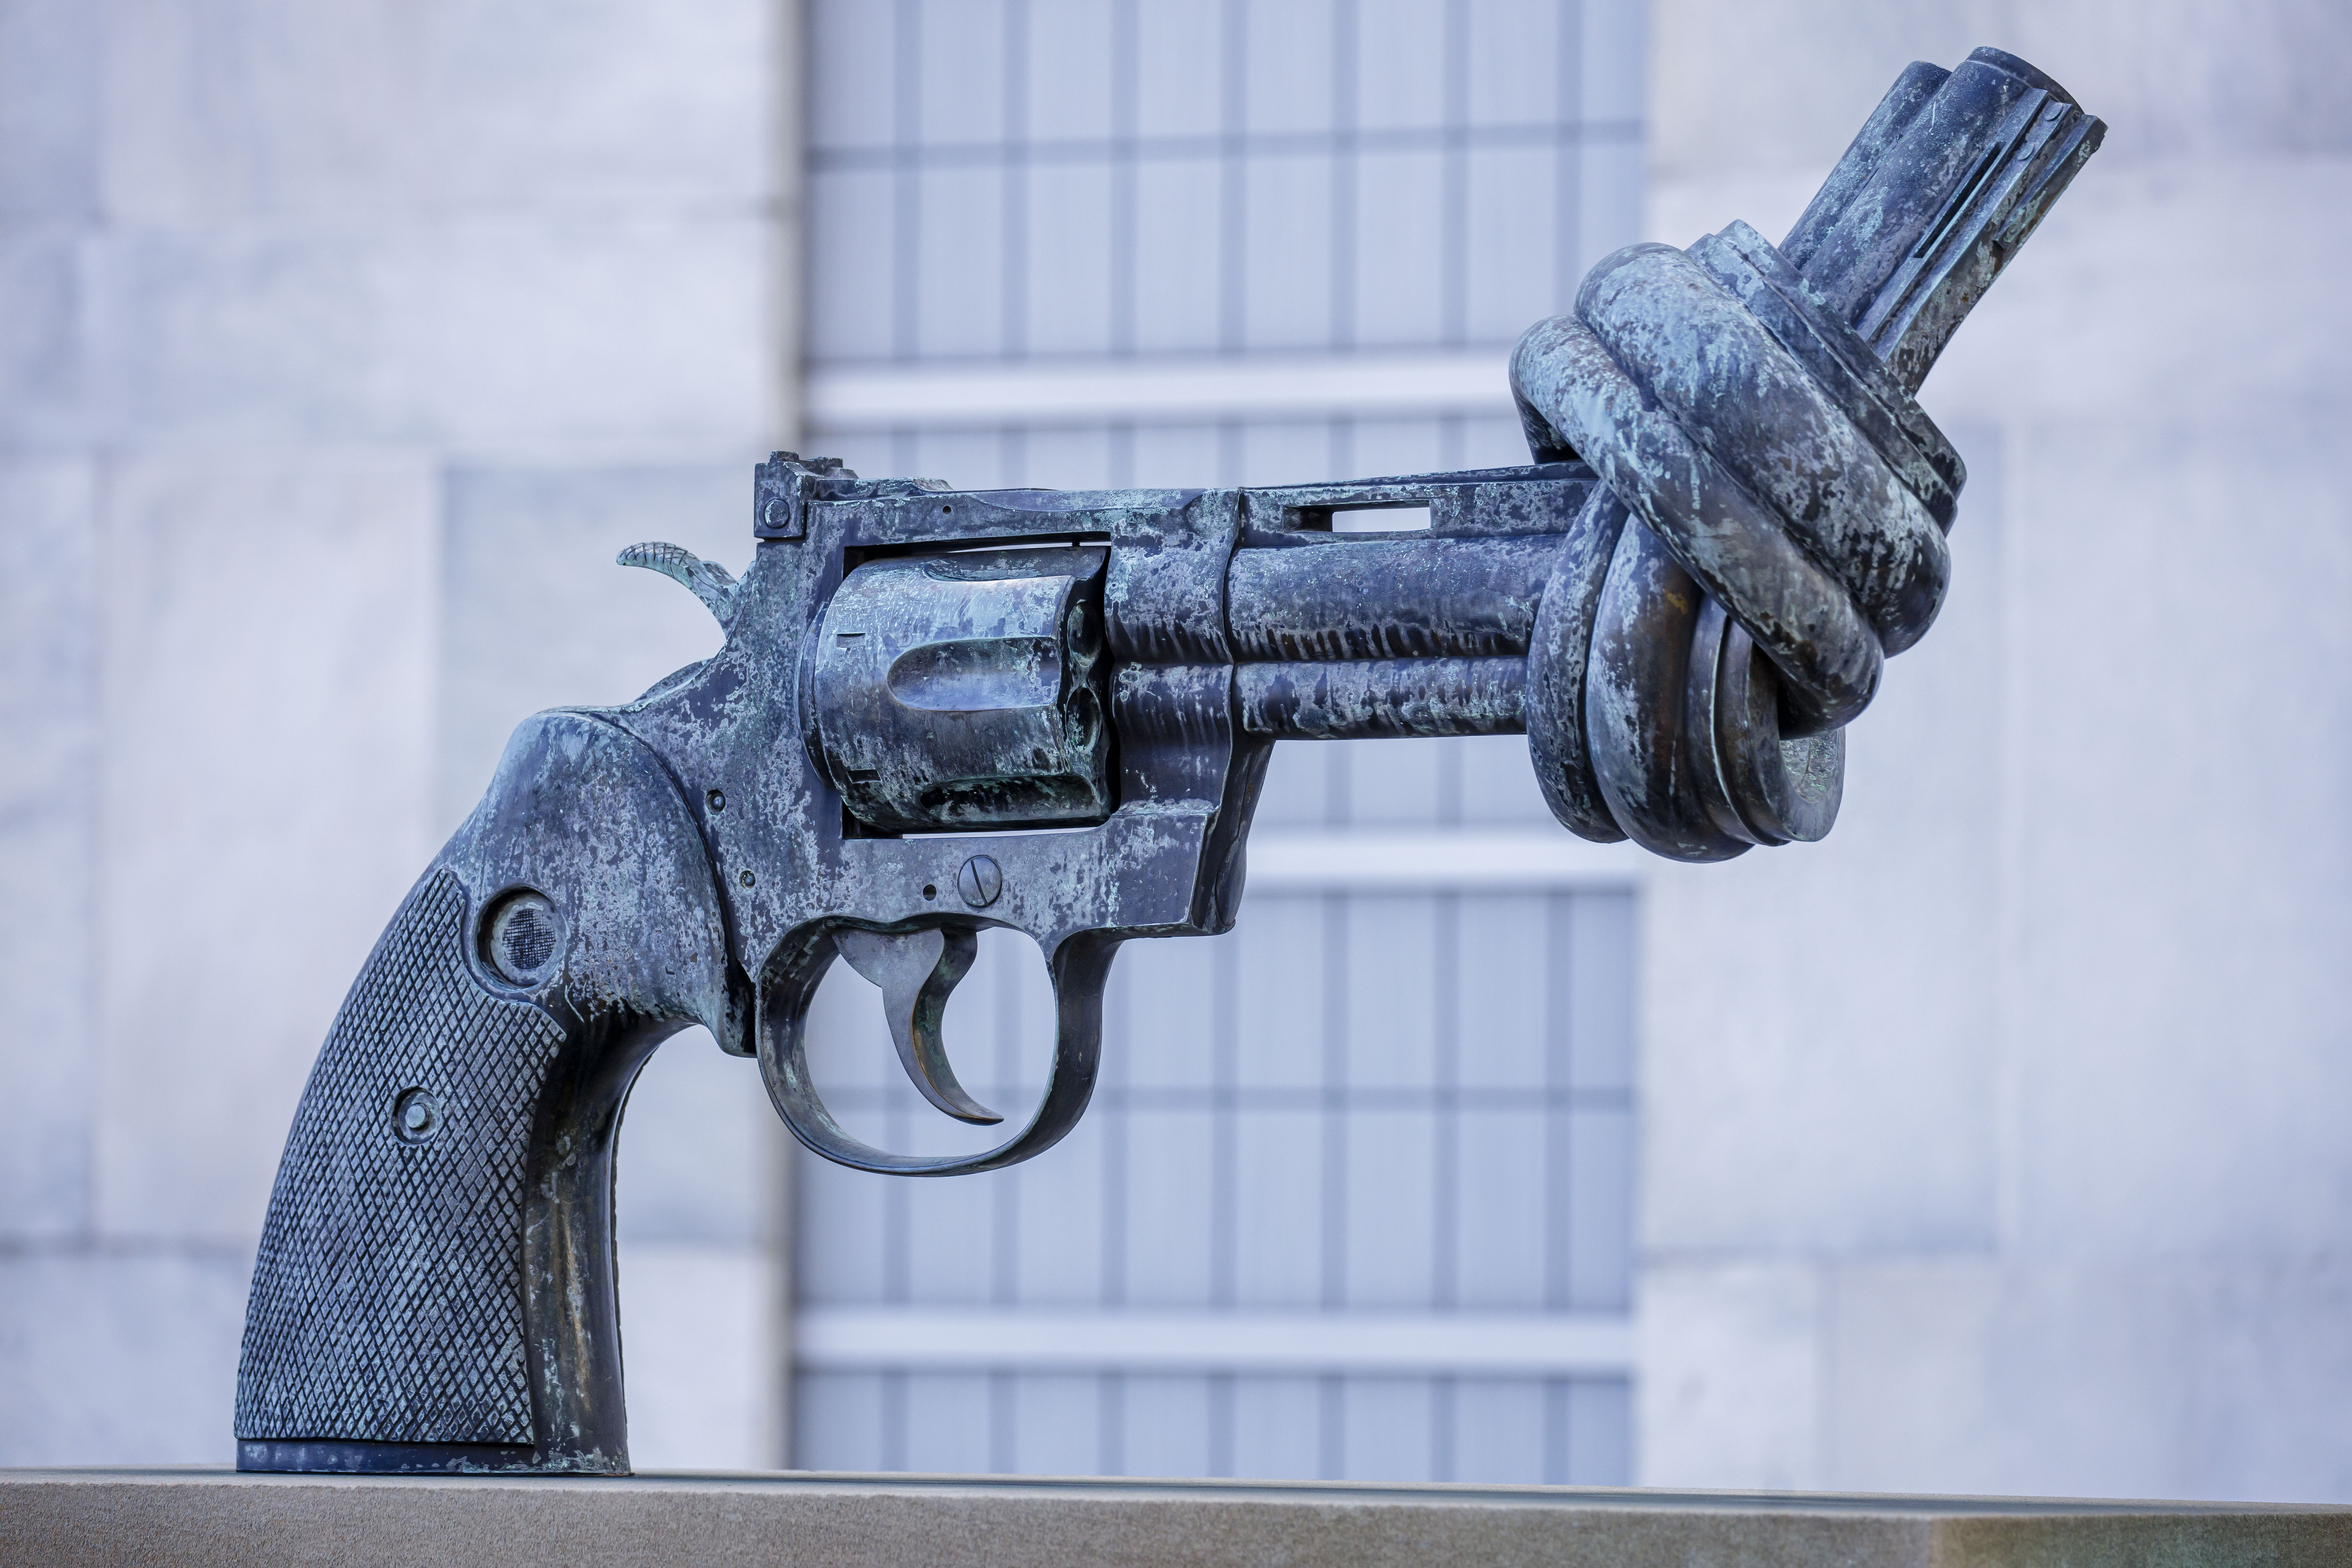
1219 471 1586 740
1234 656 1528 741
1220 470 1580 741
1226 536 1558 663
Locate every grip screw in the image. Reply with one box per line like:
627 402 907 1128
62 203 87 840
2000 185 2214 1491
707 789 726 812
740 869 756 887
483 890 560 986
958 855 1002 908
392 1088 442 1145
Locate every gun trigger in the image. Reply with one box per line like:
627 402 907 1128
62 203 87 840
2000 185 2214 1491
833 928 1002 1126
617 541 742 631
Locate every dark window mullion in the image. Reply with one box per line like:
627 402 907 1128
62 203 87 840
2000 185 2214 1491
1002 0 1030 361
1554 0 1588 310
891 0 922 360
1110 0 1139 357
1330 0 1358 353
1218 0 1248 353
1441 0 1470 347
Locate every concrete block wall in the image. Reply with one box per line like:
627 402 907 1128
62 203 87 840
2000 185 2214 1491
1635 0 2352 1502
0 0 794 1467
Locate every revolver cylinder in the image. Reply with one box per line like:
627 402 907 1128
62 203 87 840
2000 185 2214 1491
810 546 1113 834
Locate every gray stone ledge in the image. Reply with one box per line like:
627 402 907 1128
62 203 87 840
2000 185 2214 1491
4 1468 2347 1567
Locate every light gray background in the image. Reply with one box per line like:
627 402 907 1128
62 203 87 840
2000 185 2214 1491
2 0 2348 1503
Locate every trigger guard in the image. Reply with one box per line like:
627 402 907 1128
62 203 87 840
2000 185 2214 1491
756 930 1119 1176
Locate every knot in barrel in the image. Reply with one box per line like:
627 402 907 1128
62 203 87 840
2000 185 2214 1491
1512 220 1964 862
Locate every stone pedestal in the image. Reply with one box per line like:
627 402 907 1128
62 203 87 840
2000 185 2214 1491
4 1469 2346 1566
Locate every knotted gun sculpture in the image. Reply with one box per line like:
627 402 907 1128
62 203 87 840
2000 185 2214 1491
237 48 2101 1475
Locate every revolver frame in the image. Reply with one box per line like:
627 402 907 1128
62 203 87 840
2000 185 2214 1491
615 458 1594 1175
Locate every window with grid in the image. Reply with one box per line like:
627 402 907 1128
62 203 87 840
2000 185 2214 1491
793 0 1647 1483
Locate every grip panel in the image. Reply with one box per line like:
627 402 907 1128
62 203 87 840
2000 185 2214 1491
234 708 749 1475
236 871 563 1453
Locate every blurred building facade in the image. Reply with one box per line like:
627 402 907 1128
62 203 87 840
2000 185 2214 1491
0 0 797 1466
3 0 2350 1502
1634 0 2352 1499
788 0 1643 1484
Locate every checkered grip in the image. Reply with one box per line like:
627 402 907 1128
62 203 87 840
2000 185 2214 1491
234 870 566 1445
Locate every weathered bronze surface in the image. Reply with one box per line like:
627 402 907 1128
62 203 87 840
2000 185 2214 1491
235 49 2102 1474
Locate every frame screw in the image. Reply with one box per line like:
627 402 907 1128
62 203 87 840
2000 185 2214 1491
484 891 560 986
958 855 1002 908
393 1088 442 1145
